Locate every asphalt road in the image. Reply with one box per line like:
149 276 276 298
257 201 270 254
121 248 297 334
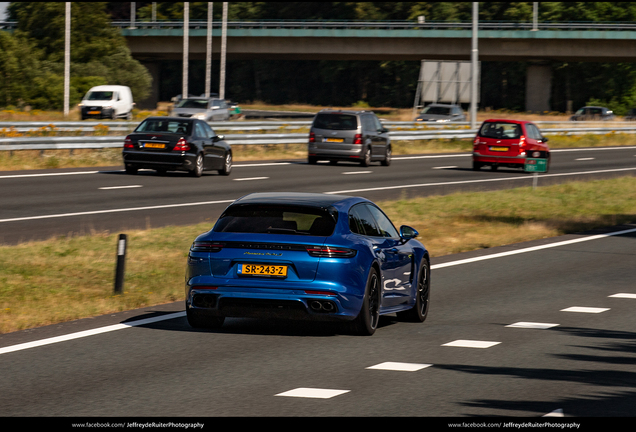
1 146 636 245
1 225 635 419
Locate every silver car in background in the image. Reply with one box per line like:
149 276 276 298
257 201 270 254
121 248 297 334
308 110 391 167
415 103 466 122
172 98 231 121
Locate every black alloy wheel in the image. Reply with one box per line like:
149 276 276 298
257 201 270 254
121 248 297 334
397 260 430 322
350 268 380 335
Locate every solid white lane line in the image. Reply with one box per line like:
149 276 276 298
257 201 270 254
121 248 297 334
233 176 269 181
432 166 458 169
275 388 350 399
506 322 559 329
366 362 432 371
609 293 636 299
0 199 235 223
561 306 610 313
442 340 501 348
575 157 595 161
326 167 636 195
431 226 636 270
0 312 185 355
0 171 99 179
98 185 143 190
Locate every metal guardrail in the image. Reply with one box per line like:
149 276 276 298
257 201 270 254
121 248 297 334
3 126 636 152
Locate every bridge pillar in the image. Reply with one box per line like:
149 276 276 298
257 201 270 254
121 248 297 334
525 62 552 113
139 62 161 110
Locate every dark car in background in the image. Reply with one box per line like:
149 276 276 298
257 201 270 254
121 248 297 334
569 106 615 121
122 117 232 177
185 192 430 335
472 119 550 172
308 110 391 166
415 103 466 122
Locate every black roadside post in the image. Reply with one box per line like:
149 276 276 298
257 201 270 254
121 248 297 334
114 234 127 294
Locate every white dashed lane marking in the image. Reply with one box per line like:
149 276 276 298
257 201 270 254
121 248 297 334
366 362 432 372
98 185 143 190
233 177 269 181
561 306 610 313
442 340 501 349
275 388 350 399
609 293 636 299
342 171 373 175
506 322 559 329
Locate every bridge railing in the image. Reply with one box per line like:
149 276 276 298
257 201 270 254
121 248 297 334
5 20 636 32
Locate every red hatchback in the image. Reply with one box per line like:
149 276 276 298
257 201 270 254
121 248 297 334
472 119 550 172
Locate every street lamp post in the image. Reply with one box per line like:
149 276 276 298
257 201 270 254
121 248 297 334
470 2 479 130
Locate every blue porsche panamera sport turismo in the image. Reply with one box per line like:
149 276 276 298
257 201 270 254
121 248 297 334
185 192 430 335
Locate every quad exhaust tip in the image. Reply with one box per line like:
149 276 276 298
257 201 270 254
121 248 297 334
310 300 336 313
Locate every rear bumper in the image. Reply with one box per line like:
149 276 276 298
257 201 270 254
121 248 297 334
81 107 115 119
473 151 525 165
123 150 197 171
308 143 363 161
185 279 363 322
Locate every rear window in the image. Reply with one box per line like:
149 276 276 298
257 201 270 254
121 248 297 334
135 119 192 134
175 99 208 109
478 122 521 139
421 106 451 115
214 205 337 236
313 114 358 130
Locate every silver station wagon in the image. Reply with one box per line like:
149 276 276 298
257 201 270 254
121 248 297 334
308 110 391 167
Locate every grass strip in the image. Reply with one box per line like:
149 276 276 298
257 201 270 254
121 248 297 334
1 176 636 334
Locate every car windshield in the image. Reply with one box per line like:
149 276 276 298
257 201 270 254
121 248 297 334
479 122 521 139
135 119 192 134
214 204 337 236
421 106 451 115
313 114 358 130
175 99 208 109
85 91 114 101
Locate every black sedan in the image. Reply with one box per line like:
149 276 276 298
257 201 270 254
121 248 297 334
122 117 232 177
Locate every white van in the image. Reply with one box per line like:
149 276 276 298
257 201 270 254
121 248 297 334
79 85 135 120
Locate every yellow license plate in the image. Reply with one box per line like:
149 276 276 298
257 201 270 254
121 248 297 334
239 264 288 277
88 111 100 114
324 138 344 142
490 146 508 152
144 143 166 149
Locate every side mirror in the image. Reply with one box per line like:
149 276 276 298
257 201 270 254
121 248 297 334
542 137 549 142
400 225 419 241
213 135 225 142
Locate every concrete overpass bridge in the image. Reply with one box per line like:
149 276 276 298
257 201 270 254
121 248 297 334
5 20 636 110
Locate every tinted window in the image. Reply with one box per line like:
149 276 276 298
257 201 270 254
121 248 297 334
214 204 336 236
135 119 192 135
372 115 383 132
349 204 382 237
85 91 114 101
361 115 375 133
479 122 521 139
194 123 207 138
526 124 541 140
421 106 451 115
366 205 399 238
175 99 208 109
313 114 358 130
202 121 216 138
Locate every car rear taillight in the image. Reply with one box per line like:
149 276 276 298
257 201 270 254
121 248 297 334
306 245 357 258
309 132 315 143
174 138 191 151
353 134 363 145
191 241 224 252
304 290 337 296
473 136 479 147
519 135 527 153
124 136 134 148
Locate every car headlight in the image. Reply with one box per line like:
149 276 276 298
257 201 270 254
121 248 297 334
193 113 207 119
436 119 450 122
